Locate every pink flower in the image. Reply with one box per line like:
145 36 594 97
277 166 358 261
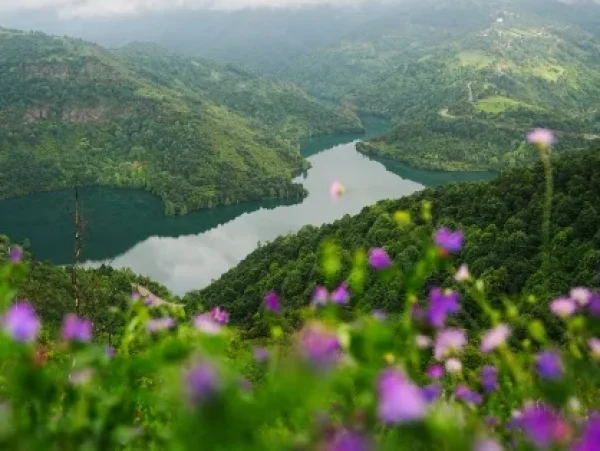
329 181 346 200
550 297 577 319
416 335 432 349
434 328 467 360
589 338 600 359
571 288 592 306
526 128 556 149
454 264 470 282
480 324 511 353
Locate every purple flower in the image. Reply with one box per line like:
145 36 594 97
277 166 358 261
9 246 23 264
147 317 175 333
2 302 40 343
526 128 556 149
331 283 350 305
427 288 460 328
550 297 577 319
372 309 387 321
426 364 444 379
313 286 329 306
327 429 371 451
253 346 270 363
481 365 498 393
474 438 504 451
368 248 392 270
588 293 600 316
264 291 281 314
377 368 427 424
105 346 115 358
535 351 564 380
480 324 511 353
434 328 467 360
421 384 441 403
144 296 157 307
185 361 219 404
571 287 592 306
210 307 229 325
131 292 141 302
193 314 222 335
517 405 561 447
299 324 341 369
572 412 600 451
455 385 482 405
61 314 92 343
434 228 464 253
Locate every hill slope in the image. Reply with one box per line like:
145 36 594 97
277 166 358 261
185 148 600 336
0 29 361 215
282 0 600 171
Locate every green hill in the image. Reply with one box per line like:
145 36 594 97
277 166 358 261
0 29 361 215
281 0 600 171
185 148 600 337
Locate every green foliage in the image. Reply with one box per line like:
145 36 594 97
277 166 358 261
186 149 600 336
283 0 600 170
0 29 361 215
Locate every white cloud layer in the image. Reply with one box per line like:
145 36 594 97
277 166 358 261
0 0 369 17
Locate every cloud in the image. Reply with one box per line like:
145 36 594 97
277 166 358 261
0 0 369 18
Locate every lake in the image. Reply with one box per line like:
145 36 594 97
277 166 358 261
0 117 495 295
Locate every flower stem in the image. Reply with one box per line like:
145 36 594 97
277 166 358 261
539 148 554 296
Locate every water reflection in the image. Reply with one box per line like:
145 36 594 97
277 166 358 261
0 116 496 295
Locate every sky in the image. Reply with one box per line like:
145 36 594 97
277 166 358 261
0 0 373 18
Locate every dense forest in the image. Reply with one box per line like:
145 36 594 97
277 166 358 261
0 28 361 215
185 148 600 337
283 0 600 171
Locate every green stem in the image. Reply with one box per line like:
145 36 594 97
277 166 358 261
540 148 554 296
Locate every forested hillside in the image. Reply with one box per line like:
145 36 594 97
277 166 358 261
186 148 600 336
283 0 600 171
0 28 360 215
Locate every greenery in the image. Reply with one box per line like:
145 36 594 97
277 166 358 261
0 28 361 215
186 148 600 337
1 151 600 448
282 0 600 170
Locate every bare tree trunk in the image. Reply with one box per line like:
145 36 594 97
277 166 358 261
72 187 83 315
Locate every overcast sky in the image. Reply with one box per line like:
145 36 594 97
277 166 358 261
0 0 374 18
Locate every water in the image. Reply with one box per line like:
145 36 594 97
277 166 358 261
0 117 495 295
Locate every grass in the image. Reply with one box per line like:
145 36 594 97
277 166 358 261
476 96 528 114
458 51 493 69
528 63 565 82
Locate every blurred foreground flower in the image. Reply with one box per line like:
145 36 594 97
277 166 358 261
185 361 220 405
62 314 92 343
210 307 229 325
327 429 371 451
193 314 222 335
526 128 556 150
427 288 460 328
299 324 341 369
434 228 464 254
550 297 577 319
377 368 427 424
9 246 22 264
480 324 510 353
368 248 392 270
2 302 40 343
536 351 564 380
329 181 346 200
147 317 175 334
264 291 281 314
434 328 467 360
